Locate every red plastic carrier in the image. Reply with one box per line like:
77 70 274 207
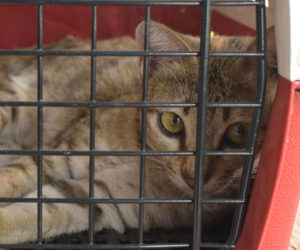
0 5 255 49
0 3 298 250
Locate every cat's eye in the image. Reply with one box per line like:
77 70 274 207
224 122 251 147
158 112 184 136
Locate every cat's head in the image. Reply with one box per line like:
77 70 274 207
135 21 278 199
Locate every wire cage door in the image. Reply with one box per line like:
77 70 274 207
0 1 292 250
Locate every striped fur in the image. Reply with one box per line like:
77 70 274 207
0 21 293 247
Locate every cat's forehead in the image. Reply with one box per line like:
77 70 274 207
148 58 257 103
148 62 199 102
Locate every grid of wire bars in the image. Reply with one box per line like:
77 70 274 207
0 0 267 249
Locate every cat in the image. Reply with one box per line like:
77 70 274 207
0 20 282 246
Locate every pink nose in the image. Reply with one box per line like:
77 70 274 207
184 177 195 189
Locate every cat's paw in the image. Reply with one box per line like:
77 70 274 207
0 206 36 244
0 209 10 244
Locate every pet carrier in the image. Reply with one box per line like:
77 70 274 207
0 0 298 249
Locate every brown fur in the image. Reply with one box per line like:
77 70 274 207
0 21 297 247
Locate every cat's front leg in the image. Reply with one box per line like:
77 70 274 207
0 153 77 199
0 182 89 244
0 175 137 244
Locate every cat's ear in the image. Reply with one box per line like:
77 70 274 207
135 21 193 71
246 26 278 76
266 26 277 76
231 27 278 82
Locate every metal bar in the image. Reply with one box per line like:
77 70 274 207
0 149 253 156
0 150 195 156
88 4 98 247
0 149 251 157
200 242 235 248
0 50 199 56
36 4 43 248
226 2 267 245
205 151 253 156
0 197 244 205
138 6 151 246
0 198 193 203
0 0 202 6
211 1 264 6
0 243 190 249
0 101 262 108
0 101 197 108
210 51 264 57
0 0 264 6
202 198 245 204
0 50 265 57
193 0 211 249
207 102 262 108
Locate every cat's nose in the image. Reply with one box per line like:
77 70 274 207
183 177 194 189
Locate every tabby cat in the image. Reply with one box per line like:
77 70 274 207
0 20 289 247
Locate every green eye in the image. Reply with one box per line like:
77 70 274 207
159 112 184 136
224 122 250 147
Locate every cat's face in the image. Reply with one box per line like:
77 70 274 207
136 22 278 199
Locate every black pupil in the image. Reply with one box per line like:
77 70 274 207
173 115 180 125
236 124 244 136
